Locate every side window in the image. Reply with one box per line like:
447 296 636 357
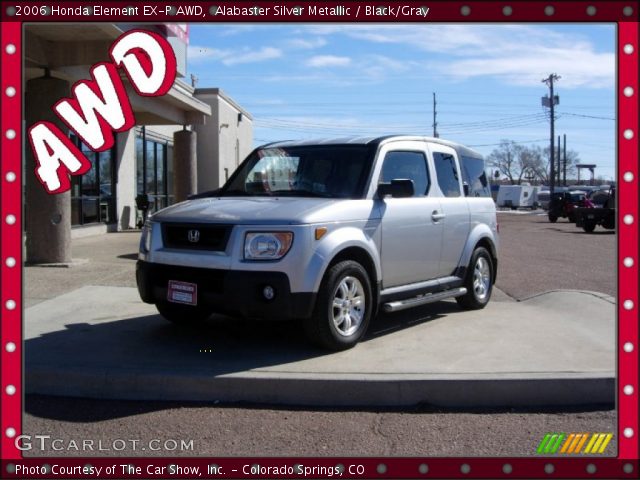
379 151 430 197
433 152 461 198
460 155 491 197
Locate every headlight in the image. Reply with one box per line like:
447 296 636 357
141 221 153 252
244 232 293 260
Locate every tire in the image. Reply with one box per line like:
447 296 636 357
156 301 211 325
456 247 494 310
568 213 576 223
582 222 596 233
548 213 558 223
304 260 373 351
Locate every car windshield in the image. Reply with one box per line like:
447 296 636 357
220 145 372 199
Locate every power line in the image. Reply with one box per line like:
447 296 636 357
559 112 615 121
467 138 549 147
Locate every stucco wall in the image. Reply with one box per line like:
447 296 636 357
194 90 253 192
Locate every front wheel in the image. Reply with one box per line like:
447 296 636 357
304 260 373 351
582 222 596 233
456 247 494 310
548 213 558 223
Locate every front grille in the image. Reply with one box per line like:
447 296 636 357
162 223 231 251
148 263 226 294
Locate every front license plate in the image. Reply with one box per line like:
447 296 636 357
167 280 198 306
587 214 595 219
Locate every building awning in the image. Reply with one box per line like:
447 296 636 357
25 24 211 125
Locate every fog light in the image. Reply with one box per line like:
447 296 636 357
263 285 275 300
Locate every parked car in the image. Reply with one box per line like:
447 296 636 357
536 190 551 210
136 136 499 350
575 187 615 233
548 190 592 223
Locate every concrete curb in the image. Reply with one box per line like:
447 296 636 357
26 369 614 407
519 289 616 304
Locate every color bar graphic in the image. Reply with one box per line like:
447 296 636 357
537 433 566 454
538 433 613 454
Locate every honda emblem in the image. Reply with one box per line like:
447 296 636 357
187 229 200 243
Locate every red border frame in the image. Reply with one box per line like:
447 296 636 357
1 1 639 478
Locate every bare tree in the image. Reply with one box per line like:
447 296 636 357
526 145 579 184
487 140 535 185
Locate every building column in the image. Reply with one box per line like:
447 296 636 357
25 75 72 264
173 129 197 202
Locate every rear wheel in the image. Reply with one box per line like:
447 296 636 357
457 247 494 310
548 213 558 223
304 260 373 351
156 301 210 325
582 222 596 233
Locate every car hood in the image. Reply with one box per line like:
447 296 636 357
151 197 379 225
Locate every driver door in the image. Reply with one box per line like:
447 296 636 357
374 141 444 288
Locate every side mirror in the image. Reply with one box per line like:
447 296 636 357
463 182 470 196
377 179 414 198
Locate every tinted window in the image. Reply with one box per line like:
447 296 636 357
460 155 491 197
379 151 430 197
433 152 461 197
570 193 586 202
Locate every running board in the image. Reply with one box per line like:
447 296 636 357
382 287 467 313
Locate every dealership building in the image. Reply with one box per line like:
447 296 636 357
24 23 253 263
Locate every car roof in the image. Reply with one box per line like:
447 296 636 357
260 135 483 159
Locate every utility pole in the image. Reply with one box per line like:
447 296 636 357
542 74 560 196
563 134 567 186
557 135 561 185
432 92 438 138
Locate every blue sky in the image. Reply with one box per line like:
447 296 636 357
186 24 616 181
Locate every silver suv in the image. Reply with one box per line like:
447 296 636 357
136 136 499 350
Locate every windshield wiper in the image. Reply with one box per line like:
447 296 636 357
271 189 333 198
217 189 264 197
188 189 220 199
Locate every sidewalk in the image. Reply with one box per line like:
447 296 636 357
24 232 615 407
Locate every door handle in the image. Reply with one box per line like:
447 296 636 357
431 211 446 221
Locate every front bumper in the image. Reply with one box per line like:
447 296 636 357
136 260 315 321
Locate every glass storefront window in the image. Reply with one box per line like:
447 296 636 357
70 133 115 226
136 130 173 215
136 136 144 195
167 144 174 205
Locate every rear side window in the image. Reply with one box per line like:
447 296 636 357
460 155 491 197
433 152 461 197
379 151 430 196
